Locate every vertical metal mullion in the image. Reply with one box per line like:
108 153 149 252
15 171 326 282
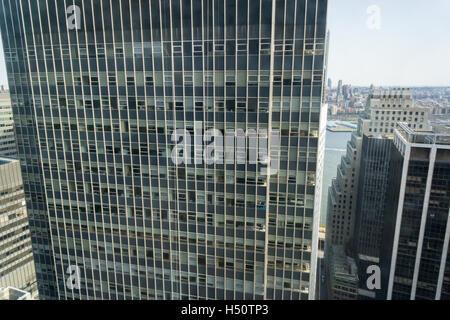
263 0 278 300
436 207 450 300
145 0 158 300
187 0 195 299
387 144 411 299
244 0 250 299
410 146 437 300
17 0 62 299
127 0 142 300
279 0 290 300
97 0 113 300
105 0 121 300
117 0 135 298
156 0 167 299
112 0 127 299
299 0 309 298
48 0 84 300
167 0 178 300
75 0 100 300
85 0 109 300
136 0 149 301
287 0 299 299
211 0 218 300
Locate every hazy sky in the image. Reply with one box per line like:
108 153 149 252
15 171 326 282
328 0 450 87
1 0 450 87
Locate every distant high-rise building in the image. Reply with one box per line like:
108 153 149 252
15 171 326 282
0 158 37 298
336 80 343 103
1 0 329 300
327 245 358 300
352 89 431 299
0 93 17 157
0 286 32 300
360 88 431 136
342 84 352 100
352 136 393 299
381 123 450 300
326 88 433 299
326 132 362 248
328 78 332 89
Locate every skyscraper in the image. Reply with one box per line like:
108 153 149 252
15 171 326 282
0 93 17 157
336 79 342 103
352 135 392 299
327 89 431 249
1 0 328 300
381 123 450 300
326 88 434 299
0 158 37 298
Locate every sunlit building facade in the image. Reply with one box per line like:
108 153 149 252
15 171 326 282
0 0 328 299
0 158 37 297
0 93 17 157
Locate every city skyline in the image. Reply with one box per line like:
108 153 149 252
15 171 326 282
0 0 328 300
1 1 450 87
0 0 449 303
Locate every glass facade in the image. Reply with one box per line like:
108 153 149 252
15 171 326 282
355 137 392 258
384 125 450 300
0 0 328 300
352 136 392 300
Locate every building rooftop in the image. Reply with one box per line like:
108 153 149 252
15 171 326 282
329 246 359 285
369 88 413 99
0 160 12 166
396 122 450 146
0 157 17 165
0 287 32 300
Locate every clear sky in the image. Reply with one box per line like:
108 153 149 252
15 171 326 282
327 0 450 87
1 0 450 87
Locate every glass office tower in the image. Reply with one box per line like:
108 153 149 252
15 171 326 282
381 123 450 300
0 0 328 299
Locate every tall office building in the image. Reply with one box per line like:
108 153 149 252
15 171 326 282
352 136 392 299
335 79 342 103
0 158 37 298
381 123 450 300
0 0 328 300
0 93 18 157
326 88 434 299
327 245 358 300
327 88 431 248
360 88 431 136
352 89 433 299
0 286 32 300
326 130 362 247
